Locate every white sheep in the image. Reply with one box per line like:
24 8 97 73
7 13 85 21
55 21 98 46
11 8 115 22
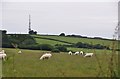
74 51 79 55
68 51 72 55
0 53 7 61
80 51 84 55
40 53 52 60
84 53 93 57
18 51 22 54
0 50 5 54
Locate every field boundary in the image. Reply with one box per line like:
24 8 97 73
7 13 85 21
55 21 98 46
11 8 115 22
33 36 74 45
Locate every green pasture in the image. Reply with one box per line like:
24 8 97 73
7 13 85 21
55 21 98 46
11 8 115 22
35 38 69 45
32 35 114 47
67 47 113 53
2 48 118 77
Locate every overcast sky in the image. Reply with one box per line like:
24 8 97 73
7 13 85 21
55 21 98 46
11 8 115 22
1 0 119 39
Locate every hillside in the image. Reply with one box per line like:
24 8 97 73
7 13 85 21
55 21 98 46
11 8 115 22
2 34 117 52
32 35 114 48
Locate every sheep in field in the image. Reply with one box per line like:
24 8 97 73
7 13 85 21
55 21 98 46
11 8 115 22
74 51 79 55
80 51 84 55
0 50 5 54
84 53 93 57
68 51 72 55
18 51 22 54
40 53 52 60
0 53 7 61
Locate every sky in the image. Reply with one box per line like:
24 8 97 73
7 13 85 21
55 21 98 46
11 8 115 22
1 0 119 39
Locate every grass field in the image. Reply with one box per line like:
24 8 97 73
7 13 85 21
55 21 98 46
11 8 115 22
32 35 113 46
67 47 112 53
2 48 118 77
1 34 119 77
35 37 70 45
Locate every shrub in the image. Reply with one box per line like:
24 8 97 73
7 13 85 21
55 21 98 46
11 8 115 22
75 42 109 49
55 46 67 52
2 34 37 48
51 49 60 53
39 44 53 51
19 44 54 51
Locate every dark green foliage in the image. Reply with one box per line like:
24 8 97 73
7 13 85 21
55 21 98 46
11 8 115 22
74 42 110 49
19 44 39 50
2 34 111 51
2 34 36 48
19 44 54 51
51 48 60 53
55 44 62 46
39 44 53 51
8 34 36 45
2 34 67 51
2 34 13 48
93 44 109 49
55 46 67 52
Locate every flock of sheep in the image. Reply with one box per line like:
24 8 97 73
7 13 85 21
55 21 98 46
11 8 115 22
0 50 22 61
0 49 93 61
39 51 94 60
68 51 94 57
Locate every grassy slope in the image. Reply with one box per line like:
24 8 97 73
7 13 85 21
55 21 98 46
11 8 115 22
32 35 113 47
2 48 118 77
35 38 69 45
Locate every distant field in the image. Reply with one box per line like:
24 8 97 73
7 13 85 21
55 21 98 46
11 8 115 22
35 37 70 45
2 48 118 77
32 35 114 47
67 47 113 53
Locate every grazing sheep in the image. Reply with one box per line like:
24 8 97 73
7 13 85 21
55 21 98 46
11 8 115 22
74 51 79 55
80 51 84 55
18 51 22 54
0 50 5 54
40 53 52 60
0 53 7 61
68 51 72 55
84 53 93 57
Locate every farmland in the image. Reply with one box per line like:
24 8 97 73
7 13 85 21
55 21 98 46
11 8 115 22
2 48 118 77
1 35 119 77
32 35 113 46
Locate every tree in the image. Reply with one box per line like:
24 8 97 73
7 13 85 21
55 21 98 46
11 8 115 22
34 31 37 35
29 30 37 35
59 33 65 36
1 30 7 34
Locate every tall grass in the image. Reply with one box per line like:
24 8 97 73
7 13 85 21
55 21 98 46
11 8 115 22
94 26 118 78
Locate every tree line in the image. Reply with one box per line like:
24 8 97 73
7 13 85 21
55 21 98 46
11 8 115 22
2 33 111 53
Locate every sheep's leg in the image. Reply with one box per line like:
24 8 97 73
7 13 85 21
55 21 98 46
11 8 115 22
3 57 5 61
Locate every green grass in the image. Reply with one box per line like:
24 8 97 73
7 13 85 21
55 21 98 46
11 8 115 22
2 48 118 77
34 35 113 45
67 47 113 53
35 38 69 46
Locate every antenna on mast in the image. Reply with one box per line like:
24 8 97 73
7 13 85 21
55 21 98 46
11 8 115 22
29 14 31 32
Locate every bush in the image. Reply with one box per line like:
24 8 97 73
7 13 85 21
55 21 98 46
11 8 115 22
39 44 53 51
51 49 60 53
55 46 67 52
75 42 109 49
19 44 54 51
2 34 37 48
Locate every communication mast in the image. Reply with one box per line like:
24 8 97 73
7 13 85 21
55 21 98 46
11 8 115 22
28 14 31 32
